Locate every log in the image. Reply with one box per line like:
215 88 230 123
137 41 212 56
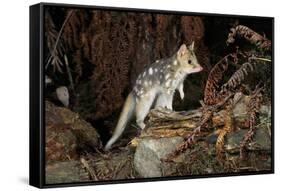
46 161 90 184
141 93 270 139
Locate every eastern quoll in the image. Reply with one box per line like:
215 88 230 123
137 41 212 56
105 42 203 150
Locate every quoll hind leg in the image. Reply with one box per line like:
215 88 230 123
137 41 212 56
135 95 155 129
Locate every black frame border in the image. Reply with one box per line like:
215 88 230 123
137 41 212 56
29 2 274 188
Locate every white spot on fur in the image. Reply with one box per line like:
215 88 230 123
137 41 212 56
168 89 174 95
173 60 178 65
154 68 158 73
137 79 141 85
165 73 170 80
149 67 153 75
167 65 171 68
165 80 171 87
144 81 148 86
156 60 159 63
142 71 146 77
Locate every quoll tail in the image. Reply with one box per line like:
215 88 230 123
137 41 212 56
105 92 136 150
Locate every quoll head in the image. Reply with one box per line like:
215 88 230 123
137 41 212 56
176 42 203 74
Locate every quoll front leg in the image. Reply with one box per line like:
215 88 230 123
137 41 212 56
177 83 184 100
155 92 174 110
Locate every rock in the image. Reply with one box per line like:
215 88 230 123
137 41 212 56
231 94 250 126
260 105 271 117
225 127 271 153
209 93 271 129
58 106 101 149
56 86 69 107
46 161 90 184
134 137 184 178
45 101 101 163
46 123 78 163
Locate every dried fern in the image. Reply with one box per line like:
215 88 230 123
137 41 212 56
181 16 204 44
221 62 256 92
227 25 271 50
45 10 75 72
45 11 65 72
240 86 263 159
154 15 170 58
203 54 231 105
215 105 233 161
163 93 234 162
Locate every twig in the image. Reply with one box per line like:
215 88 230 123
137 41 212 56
64 55 75 93
45 10 75 69
112 159 129 179
250 57 271 62
80 157 99 181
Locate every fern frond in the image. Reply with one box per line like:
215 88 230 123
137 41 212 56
226 25 271 50
221 62 256 92
204 55 230 105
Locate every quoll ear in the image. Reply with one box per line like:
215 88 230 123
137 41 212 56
189 41 195 51
177 44 187 57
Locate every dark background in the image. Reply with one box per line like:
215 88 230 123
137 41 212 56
44 6 272 144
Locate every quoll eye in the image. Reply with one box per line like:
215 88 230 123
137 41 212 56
188 59 192 64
